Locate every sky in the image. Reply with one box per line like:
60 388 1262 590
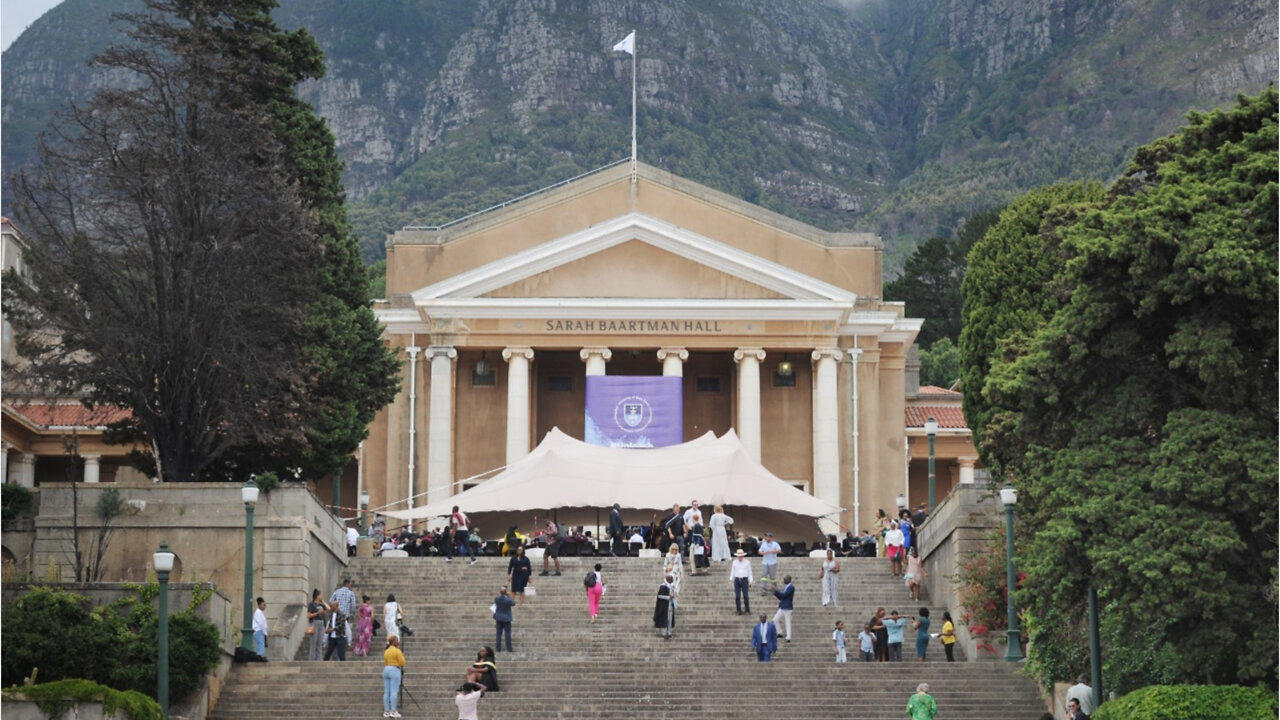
3 0 61 52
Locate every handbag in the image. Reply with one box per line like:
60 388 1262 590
305 625 315 636
489 603 497 616
524 584 537 598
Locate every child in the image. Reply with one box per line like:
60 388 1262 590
832 620 847 663
858 623 876 662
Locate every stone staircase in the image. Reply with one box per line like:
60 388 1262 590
210 555 1044 720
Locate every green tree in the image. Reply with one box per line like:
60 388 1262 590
3 0 321 482
193 0 399 480
885 208 1002 347
918 337 962 388
964 90 1278 689
958 182 1104 473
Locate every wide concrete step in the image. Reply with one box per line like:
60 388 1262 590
213 558 1039 720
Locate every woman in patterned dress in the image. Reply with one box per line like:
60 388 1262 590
352 595 374 656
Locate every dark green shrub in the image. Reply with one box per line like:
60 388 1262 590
2 483 34 521
102 585 220 701
1 585 220 704
1 588 115 686
1094 684 1277 720
2 679 161 720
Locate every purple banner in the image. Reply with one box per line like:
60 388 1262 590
584 376 683 448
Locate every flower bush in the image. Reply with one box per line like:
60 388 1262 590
954 530 1024 654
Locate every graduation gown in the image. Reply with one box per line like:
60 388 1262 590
653 582 675 628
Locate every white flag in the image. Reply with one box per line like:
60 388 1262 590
612 31 634 55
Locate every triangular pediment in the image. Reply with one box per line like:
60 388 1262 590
480 240 787 300
411 212 857 304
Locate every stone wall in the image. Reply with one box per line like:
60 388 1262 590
915 482 1002 661
25 481 347 661
1 582 234 720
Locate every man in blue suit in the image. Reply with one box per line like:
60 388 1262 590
751 613 778 661
772 575 795 643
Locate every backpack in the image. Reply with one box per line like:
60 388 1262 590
583 571 597 588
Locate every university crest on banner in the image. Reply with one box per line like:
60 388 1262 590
585 376 682 448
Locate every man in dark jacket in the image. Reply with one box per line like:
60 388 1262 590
492 586 516 652
662 503 686 555
608 504 625 556
771 575 795 643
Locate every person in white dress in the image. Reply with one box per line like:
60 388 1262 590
820 549 841 607
663 543 684 594
384 594 403 641
709 506 734 562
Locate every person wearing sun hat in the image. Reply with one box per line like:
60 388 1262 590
729 548 754 614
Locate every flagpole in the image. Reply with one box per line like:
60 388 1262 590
630 30 637 184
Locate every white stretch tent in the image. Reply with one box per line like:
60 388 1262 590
379 428 842 540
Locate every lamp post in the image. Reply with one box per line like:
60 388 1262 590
331 471 342 517
924 417 938 510
359 490 371 535
895 493 907 512
1089 579 1104 707
1000 483 1022 661
153 543 176 720
240 481 259 652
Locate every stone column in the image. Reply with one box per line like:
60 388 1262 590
502 347 535 464
426 346 457 504
579 347 612 376
17 453 36 488
733 347 766 462
83 455 101 483
0 443 8 484
811 348 842 532
958 456 977 484
657 347 688 377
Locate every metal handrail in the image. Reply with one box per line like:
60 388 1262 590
401 157 630 232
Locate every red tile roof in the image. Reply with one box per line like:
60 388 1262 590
916 385 961 396
904 405 969 429
5 401 132 429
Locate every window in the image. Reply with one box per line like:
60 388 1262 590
547 376 573 391
772 370 796 387
695 376 721 393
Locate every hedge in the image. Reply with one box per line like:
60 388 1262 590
1093 684 1276 720
1 586 220 704
2 679 161 720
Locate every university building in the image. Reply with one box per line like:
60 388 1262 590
0 165 986 537
365 162 979 534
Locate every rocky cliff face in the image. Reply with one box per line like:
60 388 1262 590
3 0 1275 263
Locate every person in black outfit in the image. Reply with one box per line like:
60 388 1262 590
607 504 625 556
661 503 686 555
506 545 533 604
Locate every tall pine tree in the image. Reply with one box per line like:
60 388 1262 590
193 0 399 480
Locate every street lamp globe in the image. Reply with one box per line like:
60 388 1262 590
924 417 938 437
241 481 260 506
1000 484 1018 507
896 493 907 509
359 490 371 508
153 543 176 573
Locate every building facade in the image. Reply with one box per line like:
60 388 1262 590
366 163 936 534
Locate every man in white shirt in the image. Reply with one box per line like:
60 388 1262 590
251 597 269 658
757 531 782 590
1066 675 1097 716
449 505 477 564
729 549 754 614
627 530 645 553
454 682 485 720
346 525 359 557
682 500 703 530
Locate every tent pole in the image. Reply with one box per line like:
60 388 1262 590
596 509 601 553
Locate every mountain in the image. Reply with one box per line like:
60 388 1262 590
3 0 1275 268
